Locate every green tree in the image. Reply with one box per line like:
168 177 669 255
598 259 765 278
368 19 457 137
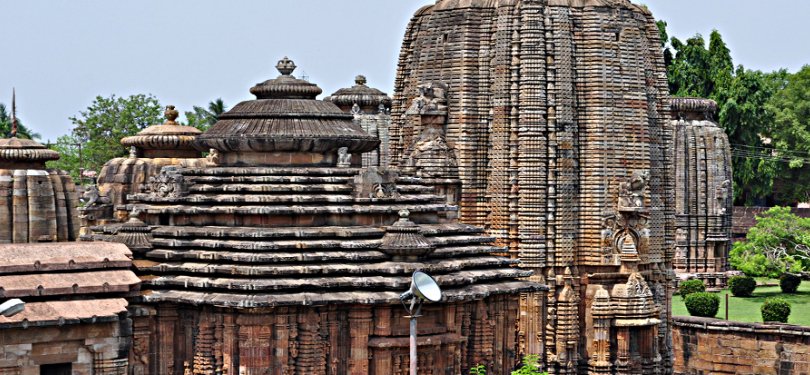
184 98 226 131
764 66 810 204
0 103 41 140
730 207 810 278
47 94 163 181
658 24 785 205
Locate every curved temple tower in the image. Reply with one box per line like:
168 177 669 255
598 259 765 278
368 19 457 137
392 1 675 374
91 58 543 375
671 98 732 288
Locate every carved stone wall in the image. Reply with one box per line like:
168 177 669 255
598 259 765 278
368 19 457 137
391 1 675 373
0 169 79 242
130 296 520 375
672 316 810 375
671 98 732 288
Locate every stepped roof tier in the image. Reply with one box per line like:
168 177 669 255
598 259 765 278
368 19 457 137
0 242 139 328
90 58 541 307
196 57 380 163
324 75 392 113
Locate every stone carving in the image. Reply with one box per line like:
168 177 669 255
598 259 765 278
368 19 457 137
352 167 399 199
715 179 730 215
147 167 188 198
408 82 448 115
337 147 352 168
82 184 111 207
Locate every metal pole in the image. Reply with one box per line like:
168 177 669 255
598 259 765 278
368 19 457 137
410 315 417 375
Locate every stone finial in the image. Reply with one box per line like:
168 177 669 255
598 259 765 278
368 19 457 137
164 105 179 125
379 209 435 261
10 88 17 138
276 57 297 76
355 75 367 86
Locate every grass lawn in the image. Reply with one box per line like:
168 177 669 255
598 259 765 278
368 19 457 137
672 280 810 326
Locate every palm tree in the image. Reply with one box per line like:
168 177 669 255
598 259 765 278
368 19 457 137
184 98 227 131
0 103 41 140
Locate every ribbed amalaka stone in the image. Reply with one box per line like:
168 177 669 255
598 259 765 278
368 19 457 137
391 1 675 373
325 75 393 167
90 58 546 375
671 98 733 289
85 105 208 231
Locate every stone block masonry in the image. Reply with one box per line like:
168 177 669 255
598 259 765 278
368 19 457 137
672 316 810 375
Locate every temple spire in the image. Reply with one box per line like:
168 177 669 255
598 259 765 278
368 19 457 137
10 88 18 138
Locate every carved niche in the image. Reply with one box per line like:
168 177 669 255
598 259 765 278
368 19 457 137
147 167 188 198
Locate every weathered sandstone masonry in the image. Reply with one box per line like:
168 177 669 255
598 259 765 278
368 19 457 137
392 0 675 373
672 316 810 375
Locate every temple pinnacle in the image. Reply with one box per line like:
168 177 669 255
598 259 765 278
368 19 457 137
10 88 17 138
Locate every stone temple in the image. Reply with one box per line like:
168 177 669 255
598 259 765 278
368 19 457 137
670 98 733 289
391 0 675 374
0 97 139 374
89 58 543 374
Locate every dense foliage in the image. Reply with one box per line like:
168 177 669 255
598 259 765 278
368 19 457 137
678 279 706 299
684 292 720 318
761 297 791 323
47 94 164 181
730 207 810 278
765 66 810 204
779 273 802 294
728 275 757 297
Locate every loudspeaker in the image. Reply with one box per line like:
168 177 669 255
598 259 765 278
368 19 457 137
400 271 442 302
0 298 24 317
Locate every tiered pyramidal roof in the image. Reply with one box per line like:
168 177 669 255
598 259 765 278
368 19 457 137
94 57 541 308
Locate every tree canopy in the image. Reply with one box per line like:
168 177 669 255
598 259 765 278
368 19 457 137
730 207 810 278
47 94 164 181
184 98 226 131
658 23 797 206
764 66 810 204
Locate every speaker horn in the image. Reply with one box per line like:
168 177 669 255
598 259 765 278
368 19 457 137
0 298 25 317
400 271 442 303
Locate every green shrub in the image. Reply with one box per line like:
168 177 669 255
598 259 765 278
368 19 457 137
728 275 757 297
470 364 487 375
761 297 791 323
511 355 547 375
780 273 802 293
678 279 706 299
684 292 720 318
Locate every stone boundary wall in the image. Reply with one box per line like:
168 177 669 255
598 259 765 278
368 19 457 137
733 207 810 243
672 316 810 374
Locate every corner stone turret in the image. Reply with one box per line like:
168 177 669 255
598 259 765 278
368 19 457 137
325 75 393 167
671 97 733 289
89 57 545 375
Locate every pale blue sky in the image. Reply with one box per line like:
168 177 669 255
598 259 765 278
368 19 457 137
1 0 808 141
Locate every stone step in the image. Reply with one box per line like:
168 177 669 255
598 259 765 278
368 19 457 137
142 268 531 293
146 249 388 263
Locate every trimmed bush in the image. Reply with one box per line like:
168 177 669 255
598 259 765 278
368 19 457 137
780 273 802 293
761 297 791 323
728 275 757 297
684 292 720 318
678 279 706 299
